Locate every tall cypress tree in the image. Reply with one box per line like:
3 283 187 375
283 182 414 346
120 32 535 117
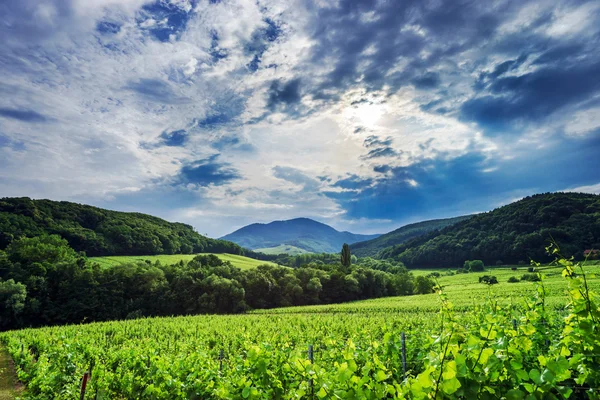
341 243 351 268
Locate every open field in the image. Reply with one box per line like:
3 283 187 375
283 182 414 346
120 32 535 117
252 263 600 314
254 244 310 255
88 253 278 270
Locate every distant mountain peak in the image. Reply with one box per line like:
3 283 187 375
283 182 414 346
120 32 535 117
221 218 379 254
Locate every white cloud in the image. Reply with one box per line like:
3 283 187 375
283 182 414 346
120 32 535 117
563 183 600 194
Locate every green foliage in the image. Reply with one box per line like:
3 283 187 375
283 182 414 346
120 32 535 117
341 243 352 268
478 275 498 284
521 273 541 282
415 275 435 294
0 197 267 259
508 276 520 283
464 260 485 272
351 215 472 257
379 192 600 268
2 247 597 399
0 237 424 330
408 245 600 399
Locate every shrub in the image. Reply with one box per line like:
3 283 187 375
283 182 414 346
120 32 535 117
507 276 519 283
511 266 517 271
479 275 498 285
427 272 441 278
521 273 540 282
455 268 468 274
496 260 503 266
528 266 536 273
464 259 485 272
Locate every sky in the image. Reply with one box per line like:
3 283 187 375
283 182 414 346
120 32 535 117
1 0 599 238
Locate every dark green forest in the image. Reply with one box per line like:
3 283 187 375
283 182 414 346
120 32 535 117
379 192 600 268
351 215 473 257
0 235 431 331
0 197 273 260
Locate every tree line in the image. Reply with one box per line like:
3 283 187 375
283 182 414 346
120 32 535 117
0 197 277 261
0 235 434 331
379 192 600 268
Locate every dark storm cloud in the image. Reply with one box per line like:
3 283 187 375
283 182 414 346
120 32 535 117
305 0 508 95
461 61 600 132
0 108 48 123
412 72 441 89
267 79 302 110
177 155 241 186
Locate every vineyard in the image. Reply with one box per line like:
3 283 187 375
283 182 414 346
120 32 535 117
1 252 599 399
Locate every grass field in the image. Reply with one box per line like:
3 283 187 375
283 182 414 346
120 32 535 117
252 262 600 314
88 253 278 270
254 244 309 255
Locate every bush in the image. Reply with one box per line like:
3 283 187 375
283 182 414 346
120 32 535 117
496 260 503 266
507 276 519 283
464 260 485 272
511 266 517 271
479 275 498 285
528 266 536 273
427 272 440 278
455 268 468 274
521 273 540 282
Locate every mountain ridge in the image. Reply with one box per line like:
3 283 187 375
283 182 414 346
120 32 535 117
0 197 261 258
378 192 600 268
221 217 380 253
350 215 474 257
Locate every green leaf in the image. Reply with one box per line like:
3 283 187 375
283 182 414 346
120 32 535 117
442 361 457 380
529 369 542 385
506 389 525 400
242 387 250 399
441 377 461 395
375 370 387 382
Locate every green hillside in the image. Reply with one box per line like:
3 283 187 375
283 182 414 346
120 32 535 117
0 197 250 257
254 244 309 255
350 215 472 257
379 192 600 268
89 253 278 270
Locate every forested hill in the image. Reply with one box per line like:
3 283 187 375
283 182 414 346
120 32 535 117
350 215 473 257
379 192 600 268
0 197 250 257
221 218 380 253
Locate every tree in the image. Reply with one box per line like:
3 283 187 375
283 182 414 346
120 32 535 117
415 276 435 294
341 243 352 268
0 279 27 329
464 260 485 272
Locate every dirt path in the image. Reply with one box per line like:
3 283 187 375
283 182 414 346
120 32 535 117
0 346 22 400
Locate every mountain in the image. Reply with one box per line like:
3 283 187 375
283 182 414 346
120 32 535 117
220 218 380 253
350 215 474 257
0 197 255 257
378 192 600 268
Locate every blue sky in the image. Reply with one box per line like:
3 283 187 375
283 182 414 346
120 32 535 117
1 0 599 237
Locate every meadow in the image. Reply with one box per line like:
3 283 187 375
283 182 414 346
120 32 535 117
88 253 279 270
1 257 599 398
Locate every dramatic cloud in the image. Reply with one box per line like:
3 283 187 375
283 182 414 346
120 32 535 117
1 0 599 236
